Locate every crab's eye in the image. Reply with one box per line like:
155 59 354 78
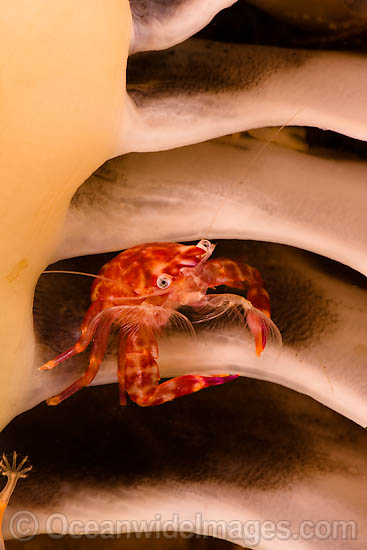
156 273 172 289
197 239 211 251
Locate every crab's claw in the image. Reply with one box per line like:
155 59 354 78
247 308 276 356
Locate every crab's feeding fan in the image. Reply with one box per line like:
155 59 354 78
96 304 195 339
189 293 282 352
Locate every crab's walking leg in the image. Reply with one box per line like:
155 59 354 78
39 301 104 370
202 258 271 315
202 258 271 355
47 313 114 405
1 453 32 550
124 326 238 407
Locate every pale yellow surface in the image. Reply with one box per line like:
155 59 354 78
0 1 132 429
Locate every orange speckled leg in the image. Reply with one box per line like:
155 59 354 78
39 301 104 370
124 326 238 407
46 313 114 405
202 258 271 355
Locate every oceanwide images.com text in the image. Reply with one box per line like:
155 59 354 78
7 512 358 546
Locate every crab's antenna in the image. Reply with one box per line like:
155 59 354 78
41 271 173 301
206 108 304 235
42 270 115 283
